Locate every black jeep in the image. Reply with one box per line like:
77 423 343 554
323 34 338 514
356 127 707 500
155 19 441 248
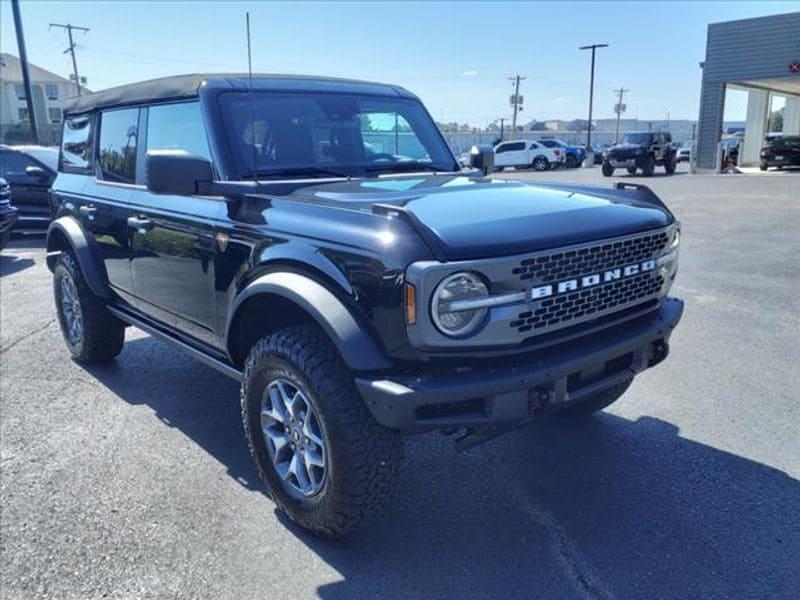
602 132 677 176
47 74 683 537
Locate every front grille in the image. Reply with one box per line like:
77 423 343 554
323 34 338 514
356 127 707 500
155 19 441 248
509 230 670 335
512 231 668 282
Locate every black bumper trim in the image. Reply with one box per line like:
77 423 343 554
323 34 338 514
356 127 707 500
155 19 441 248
356 298 683 431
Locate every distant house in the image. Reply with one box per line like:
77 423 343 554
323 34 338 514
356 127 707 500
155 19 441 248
0 53 88 145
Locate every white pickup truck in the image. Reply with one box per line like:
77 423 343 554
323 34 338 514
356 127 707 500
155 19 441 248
493 140 564 171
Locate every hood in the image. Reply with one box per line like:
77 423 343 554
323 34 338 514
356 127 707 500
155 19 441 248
609 143 645 153
291 175 672 260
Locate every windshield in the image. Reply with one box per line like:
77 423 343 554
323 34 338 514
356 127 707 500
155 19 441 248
219 92 457 178
619 133 653 145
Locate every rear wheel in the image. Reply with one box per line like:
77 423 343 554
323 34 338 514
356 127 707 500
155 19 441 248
558 379 633 418
532 156 550 171
241 325 403 538
601 162 614 177
53 252 125 363
565 154 577 168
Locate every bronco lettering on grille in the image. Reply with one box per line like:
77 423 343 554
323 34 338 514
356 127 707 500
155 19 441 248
528 259 655 301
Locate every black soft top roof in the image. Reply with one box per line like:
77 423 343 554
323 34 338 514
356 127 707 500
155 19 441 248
64 73 415 115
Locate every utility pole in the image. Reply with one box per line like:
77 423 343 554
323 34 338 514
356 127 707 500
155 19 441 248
579 43 608 148
613 87 629 144
509 74 525 135
49 22 89 96
11 0 38 143
498 117 505 141
665 110 671 131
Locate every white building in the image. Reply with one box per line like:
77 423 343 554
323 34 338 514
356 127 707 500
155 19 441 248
0 53 87 145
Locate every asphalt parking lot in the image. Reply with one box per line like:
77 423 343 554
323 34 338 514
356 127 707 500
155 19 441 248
2 166 799 600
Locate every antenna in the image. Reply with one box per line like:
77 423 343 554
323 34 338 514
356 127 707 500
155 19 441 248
246 12 259 184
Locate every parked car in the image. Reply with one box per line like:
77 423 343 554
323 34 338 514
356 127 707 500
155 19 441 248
0 145 58 230
586 144 605 165
47 74 683 537
537 139 585 168
602 132 677 176
760 135 800 170
676 143 692 163
493 139 563 171
0 177 18 250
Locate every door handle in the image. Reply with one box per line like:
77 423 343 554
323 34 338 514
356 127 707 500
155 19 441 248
79 205 97 221
127 216 154 233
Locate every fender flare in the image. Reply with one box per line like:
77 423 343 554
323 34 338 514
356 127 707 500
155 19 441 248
226 271 392 372
46 216 110 299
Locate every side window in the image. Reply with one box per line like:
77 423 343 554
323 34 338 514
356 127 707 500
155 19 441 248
509 142 525 151
98 108 139 183
146 102 211 161
60 114 93 172
495 143 508 154
0 151 36 177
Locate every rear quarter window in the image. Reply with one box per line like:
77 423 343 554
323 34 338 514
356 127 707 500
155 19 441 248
60 114 94 173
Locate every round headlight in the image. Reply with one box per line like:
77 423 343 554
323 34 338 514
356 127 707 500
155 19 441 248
431 272 489 337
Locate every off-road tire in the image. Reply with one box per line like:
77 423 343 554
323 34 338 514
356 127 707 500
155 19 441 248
601 162 614 177
53 252 125 364
532 156 550 171
626 166 637 175
641 155 656 176
241 324 403 538
565 154 578 168
759 163 768 171
664 154 677 174
558 378 633 418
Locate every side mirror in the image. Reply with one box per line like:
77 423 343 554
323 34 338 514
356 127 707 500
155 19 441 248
25 165 49 182
469 144 495 176
146 150 213 195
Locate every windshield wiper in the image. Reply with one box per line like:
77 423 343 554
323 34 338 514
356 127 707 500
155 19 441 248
364 162 450 174
242 166 353 180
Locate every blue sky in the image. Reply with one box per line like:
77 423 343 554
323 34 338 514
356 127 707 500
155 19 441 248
1 1 794 125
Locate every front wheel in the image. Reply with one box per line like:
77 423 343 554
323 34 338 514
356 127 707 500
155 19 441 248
641 155 656 176
664 154 677 174
759 163 768 171
601 162 615 177
532 156 550 171
53 252 125 363
565 154 577 168
241 325 403 538
626 166 637 175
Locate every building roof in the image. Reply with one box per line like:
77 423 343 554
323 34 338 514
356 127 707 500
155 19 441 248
64 73 415 115
0 53 72 84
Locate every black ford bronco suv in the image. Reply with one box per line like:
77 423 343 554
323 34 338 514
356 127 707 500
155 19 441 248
602 131 677 177
47 75 682 537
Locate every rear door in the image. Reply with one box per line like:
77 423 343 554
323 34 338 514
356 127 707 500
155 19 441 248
128 101 222 345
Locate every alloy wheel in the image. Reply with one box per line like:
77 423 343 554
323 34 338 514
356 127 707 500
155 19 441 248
260 378 327 497
60 274 83 345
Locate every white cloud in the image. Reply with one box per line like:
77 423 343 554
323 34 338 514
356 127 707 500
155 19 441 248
462 70 478 77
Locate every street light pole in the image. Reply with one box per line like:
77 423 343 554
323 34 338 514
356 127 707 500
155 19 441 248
579 43 608 149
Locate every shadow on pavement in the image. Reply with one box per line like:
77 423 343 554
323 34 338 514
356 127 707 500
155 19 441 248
0 254 35 276
81 336 799 599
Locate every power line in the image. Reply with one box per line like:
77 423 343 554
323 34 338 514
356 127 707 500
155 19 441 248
49 22 89 95
613 87 629 143
509 74 526 134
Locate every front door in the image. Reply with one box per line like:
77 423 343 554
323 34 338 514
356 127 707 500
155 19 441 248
128 101 220 345
0 149 51 225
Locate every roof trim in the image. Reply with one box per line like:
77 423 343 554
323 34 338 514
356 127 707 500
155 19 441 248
64 73 414 115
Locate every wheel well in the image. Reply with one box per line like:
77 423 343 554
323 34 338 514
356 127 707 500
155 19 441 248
228 293 317 366
46 228 69 272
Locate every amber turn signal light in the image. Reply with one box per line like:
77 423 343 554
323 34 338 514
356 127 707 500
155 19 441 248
405 283 417 325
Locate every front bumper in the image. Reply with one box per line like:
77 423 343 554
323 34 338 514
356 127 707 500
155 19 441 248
608 157 641 168
357 298 683 432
